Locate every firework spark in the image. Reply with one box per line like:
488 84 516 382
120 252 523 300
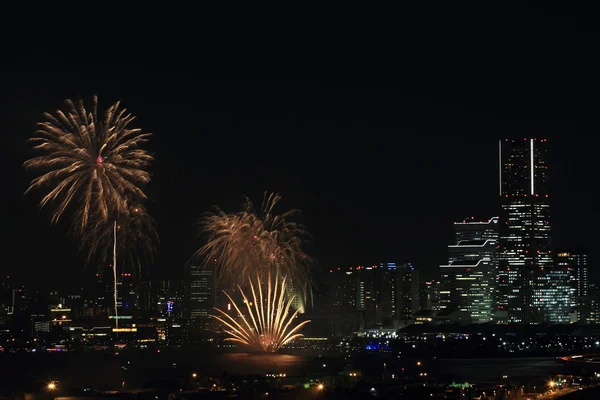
25 96 154 327
198 192 313 306
82 203 158 279
24 96 153 234
211 273 310 352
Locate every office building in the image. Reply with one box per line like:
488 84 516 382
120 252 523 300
326 262 419 331
422 280 441 311
325 267 360 336
396 263 420 323
534 266 571 323
557 249 590 322
355 262 419 329
498 138 553 324
578 284 600 324
440 217 498 323
186 265 216 334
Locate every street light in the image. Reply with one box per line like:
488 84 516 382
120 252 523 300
192 373 197 378
47 382 56 391
317 384 324 391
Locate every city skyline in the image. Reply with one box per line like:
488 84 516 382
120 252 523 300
5 3 600 398
2 3 600 289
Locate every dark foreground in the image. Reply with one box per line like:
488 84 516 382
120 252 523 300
0 349 596 399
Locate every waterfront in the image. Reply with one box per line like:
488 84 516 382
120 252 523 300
0 349 561 391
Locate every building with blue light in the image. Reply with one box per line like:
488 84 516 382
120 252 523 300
355 262 419 329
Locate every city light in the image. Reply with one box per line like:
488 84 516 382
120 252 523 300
47 382 56 391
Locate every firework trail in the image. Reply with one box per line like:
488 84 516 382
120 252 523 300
198 192 314 308
212 273 310 352
24 96 154 327
83 203 158 280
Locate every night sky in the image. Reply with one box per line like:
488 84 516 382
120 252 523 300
1 2 599 288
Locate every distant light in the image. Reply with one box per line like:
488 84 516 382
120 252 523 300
47 382 56 391
317 384 324 390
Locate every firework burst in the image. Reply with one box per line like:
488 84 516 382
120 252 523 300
198 192 314 306
82 203 158 279
24 96 153 234
211 273 310 352
25 96 154 327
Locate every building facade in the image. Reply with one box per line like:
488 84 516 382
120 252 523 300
326 262 419 332
186 265 216 335
440 217 498 323
355 262 419 329
557 249 590 322
498 138 553 324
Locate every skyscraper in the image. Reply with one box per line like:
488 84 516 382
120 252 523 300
186 265 216 334
396 263 420 324
557 249 589 321
578 284 600 324
326 267 360 335
440 217 498 323
498 138 552 324
343 262 419 330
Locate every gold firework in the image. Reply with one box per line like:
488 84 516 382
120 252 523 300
24 96 153 234
212 273 310 352
198 192 313 305
82 203 158 279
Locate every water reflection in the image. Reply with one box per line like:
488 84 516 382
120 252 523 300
209 353 308 376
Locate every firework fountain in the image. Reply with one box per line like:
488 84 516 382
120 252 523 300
212 273 310 352
198 192 314 309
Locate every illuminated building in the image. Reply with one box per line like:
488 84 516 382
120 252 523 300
578 284 600 324
50 303 72 327
396 263 420 323
81 275 112 318
356 262 419 329
186 265 216 334
533 266 570 323
0 276 12 315
117 273 136 316
327 263 418 331
325 267 360 335
422 280 440 311
498 138 553 324
557 249 590 321
440 217 498 323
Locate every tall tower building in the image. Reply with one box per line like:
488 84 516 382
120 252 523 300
326 267 360 335
440 217 498 323
498 138 553 324
396 263 420 324
186 265 217 335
